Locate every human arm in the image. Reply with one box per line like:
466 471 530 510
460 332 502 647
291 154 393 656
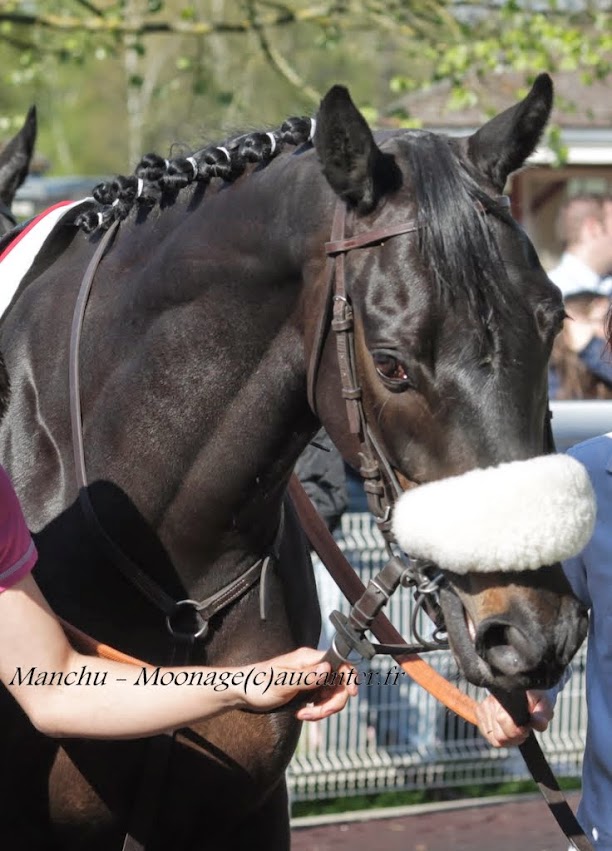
562 294 612 387
0 572 357 739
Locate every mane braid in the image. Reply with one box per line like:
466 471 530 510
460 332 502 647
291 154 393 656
74 116 315 234
399 132 519 323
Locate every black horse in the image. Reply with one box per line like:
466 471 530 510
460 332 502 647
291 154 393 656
0 105 36 235
0 75 587 850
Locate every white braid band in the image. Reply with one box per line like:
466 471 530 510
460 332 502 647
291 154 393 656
309 118 316 141
266 132 277 154
186 156 198 177
136 178 144 198
217 146 231 161
392 454 596 574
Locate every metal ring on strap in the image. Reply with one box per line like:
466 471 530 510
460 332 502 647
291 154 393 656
165 599 209 640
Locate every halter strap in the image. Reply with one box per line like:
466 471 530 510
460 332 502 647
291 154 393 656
307 193 511 417
68 222 282 641
325 218 420 255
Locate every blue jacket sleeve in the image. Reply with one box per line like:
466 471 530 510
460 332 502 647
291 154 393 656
580 337 612 386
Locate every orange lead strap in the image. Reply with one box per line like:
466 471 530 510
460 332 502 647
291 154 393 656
287 473 593 851
286 474 478 725
59 617 149 667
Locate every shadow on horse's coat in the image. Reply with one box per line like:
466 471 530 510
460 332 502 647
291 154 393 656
0 75 587 849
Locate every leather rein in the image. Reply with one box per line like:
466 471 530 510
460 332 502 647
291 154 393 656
301 196 591 851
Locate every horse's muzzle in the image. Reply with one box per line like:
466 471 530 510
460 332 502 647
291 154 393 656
440 584 588 692
474 599 587 688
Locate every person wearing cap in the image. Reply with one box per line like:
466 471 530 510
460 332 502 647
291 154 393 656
547 194 612 400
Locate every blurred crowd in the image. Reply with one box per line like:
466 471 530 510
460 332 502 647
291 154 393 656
548 193 612 400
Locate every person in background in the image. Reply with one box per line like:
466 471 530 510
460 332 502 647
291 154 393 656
0 464 356 739
294 428 348 647
549 287 612 399
294 428 348 535
294 429 350 749
548 193 612 400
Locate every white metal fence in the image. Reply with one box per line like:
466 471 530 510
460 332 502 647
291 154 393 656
288 512 587 803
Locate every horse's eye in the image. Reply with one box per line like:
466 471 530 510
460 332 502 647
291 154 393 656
372 353 412 390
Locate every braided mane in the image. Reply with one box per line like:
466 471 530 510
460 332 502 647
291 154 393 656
76 116 316 233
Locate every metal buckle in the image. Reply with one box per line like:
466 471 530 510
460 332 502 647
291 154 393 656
329 610 376 661
166 599 209 641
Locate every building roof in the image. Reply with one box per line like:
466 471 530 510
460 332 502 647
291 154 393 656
390 70 612 131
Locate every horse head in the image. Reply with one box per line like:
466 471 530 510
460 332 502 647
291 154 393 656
311 74 589 693
0 105 36 235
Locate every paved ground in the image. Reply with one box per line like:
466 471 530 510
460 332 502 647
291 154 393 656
291 792 581 851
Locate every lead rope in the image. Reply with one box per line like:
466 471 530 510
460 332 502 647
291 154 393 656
289 475 592 851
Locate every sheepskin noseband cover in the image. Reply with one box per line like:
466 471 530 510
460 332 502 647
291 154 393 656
391 455 596 574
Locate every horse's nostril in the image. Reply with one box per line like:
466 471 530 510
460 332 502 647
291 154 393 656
476 619 541 676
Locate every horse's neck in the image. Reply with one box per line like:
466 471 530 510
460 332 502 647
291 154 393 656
3 170 328 595
157 336 316 585
110 206 324 587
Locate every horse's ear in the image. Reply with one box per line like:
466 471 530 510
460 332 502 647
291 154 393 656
0 105 37 205
315 85 400 213
467 74 553 191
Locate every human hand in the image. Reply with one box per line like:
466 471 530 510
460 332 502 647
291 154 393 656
564 295 609 351
237 647 358 720
563 316 599 353
475 690 553 747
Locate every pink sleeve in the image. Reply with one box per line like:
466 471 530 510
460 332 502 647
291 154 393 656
0 467 37 592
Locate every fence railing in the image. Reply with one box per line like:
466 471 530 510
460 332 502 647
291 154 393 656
288 512 586 803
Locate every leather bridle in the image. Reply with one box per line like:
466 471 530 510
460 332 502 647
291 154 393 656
305 193 564 667
300 196 591 851
306 197 517 665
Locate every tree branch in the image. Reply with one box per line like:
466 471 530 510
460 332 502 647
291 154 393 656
245 0 322 105
0 5 346 36
71 0 104 17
